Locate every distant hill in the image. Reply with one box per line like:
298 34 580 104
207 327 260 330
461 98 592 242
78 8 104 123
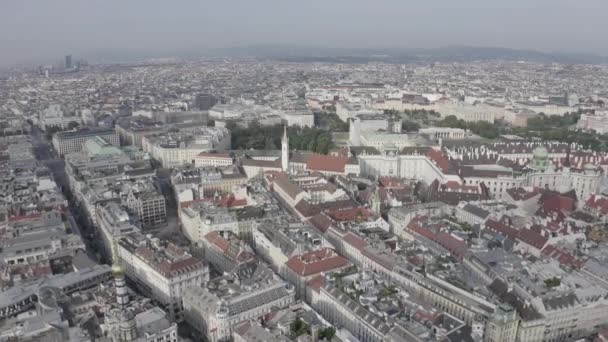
207 45 608 64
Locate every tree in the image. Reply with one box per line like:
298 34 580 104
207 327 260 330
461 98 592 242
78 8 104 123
527 112 580 131
401 120 420 132
290 318 309 338
379 284 398 299
225 120 238 131
67 121 80 130
460 222 473 231
436 116 501 139
544 277 561 288
248 120 261 131
319 327 336 340
402 109 441 124
315 112 348 131
228 123 335 153
507 114 608 151
437 115 466 129
316 134 332 154
264 137 277 150
246 135 265 149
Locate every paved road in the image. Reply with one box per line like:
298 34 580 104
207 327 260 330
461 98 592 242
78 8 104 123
30 125 69 189
156 168 188 245
29 125 100 262
31 127 53 160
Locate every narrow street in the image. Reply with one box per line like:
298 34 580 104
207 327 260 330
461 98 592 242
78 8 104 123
30 125 101 263
156 167 188 245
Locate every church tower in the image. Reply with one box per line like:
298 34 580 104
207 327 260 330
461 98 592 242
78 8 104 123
111 238 137 342
281 125 289 172
113 264 129 308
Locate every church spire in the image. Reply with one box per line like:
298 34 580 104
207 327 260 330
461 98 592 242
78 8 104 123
281 125 289 172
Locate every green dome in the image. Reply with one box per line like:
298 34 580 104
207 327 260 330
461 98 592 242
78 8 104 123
529 146 550 171
532 146 548 160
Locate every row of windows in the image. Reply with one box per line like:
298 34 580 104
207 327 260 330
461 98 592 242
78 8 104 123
7 254 46 264
14 245 52 254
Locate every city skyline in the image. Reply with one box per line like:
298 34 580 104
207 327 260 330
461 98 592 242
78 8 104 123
2 2 608 341
2 0 608 67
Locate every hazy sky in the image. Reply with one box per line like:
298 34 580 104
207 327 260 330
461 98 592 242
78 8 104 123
1 0 606 66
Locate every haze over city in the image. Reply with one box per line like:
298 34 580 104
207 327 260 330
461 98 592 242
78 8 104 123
2 0 608 66
2 1 608 342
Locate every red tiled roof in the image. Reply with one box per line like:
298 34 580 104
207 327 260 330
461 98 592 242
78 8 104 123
361 248 395 270
158 257 203 277
272 173 303 200
485 219 519 240
306 154 348 173
233 321 252 336
242 158 281 168
541 194 575 213
135 245 155 260
407 216 437 240
542 244 584 269
414 309 442 324
285 248 349 277
307 275 327 293
178 198 205 208
325 207 373 222
444 181 479 193
32 264 53 277
435 232 467 259
534 206 567 221
302 182 338 194
585 194 608 215
307 213 333 233
196 152 232 159
204 231 230 253
426 148 450 172
294 200 318 218
343 233 367 250
219 195 247 208
295 199 357 219
517 229 548 250
407 255 424 267
378 177 406 189
135 242 204 278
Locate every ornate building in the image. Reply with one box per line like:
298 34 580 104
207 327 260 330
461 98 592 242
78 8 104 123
524 146 602 202
103 264 178 342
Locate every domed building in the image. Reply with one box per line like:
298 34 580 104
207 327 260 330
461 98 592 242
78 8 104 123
584 163 597 173
528 146 550 171
524 146 602 202
182 264 295 342
102 261 178 342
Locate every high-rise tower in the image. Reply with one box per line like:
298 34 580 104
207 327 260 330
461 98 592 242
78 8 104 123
65 54 72 69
